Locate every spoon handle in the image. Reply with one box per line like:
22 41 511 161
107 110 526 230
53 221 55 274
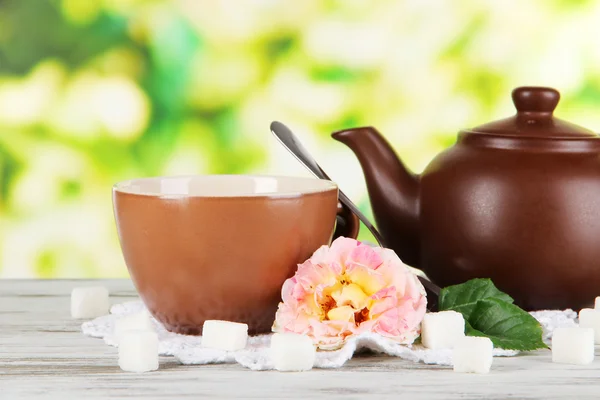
271 122 385 245
337 191 385 246
270 121 440 301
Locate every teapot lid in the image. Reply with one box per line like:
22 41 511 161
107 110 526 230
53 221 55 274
469 87 597 138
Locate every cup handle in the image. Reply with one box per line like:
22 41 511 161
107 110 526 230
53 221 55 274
333 201 360 240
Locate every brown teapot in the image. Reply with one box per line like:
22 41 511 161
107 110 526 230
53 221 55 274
333 86 600 311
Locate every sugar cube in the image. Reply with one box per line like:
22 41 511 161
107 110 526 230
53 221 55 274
552 327 594 365
578 308 600 343
118 330 159 373
595 297 600 310
270 333 316 372
201 320 248 351
421 310 465 350
115 311 154 339
453 336 493 374
71 286 109 319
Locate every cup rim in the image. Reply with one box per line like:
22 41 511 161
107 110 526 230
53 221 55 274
112 174 338 199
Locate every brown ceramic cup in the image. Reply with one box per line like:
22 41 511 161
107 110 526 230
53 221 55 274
113 175 358 335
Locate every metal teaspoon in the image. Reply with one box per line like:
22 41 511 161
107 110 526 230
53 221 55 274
270 121 441 300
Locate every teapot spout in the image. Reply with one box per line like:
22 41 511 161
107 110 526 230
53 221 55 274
332 127 421 268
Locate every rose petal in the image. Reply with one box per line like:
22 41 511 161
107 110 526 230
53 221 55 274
348 243 383 270
327 305 356 322
296 260 337 292
346 264 386 295
281 277 297 303
331 283 369 309
329 237 361 269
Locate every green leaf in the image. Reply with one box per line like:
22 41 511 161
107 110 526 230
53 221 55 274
438 278 545 351
466 298 546 351
438 278 513 319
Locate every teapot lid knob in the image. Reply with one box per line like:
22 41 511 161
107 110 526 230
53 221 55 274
468 86 596 138
512 86 559 114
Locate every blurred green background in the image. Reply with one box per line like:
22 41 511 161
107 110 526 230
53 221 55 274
2 0 600 278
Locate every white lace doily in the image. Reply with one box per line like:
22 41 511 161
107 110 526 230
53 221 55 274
81 301 577 370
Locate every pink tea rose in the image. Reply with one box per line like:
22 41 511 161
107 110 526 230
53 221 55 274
272 237 427 350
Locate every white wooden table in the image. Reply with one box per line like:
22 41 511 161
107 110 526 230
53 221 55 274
1 280 600 399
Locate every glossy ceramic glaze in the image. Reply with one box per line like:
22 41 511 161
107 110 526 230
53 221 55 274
333 87 600 311
113 175 357 334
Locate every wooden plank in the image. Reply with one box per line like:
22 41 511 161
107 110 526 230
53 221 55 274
1 279 599 399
